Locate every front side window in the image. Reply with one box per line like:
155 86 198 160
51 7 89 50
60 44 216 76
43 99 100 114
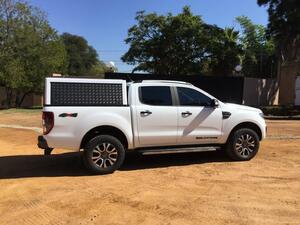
177 87 211 106
140 86 172 106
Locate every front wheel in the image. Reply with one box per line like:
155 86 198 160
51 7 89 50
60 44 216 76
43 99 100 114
83 135 125 174
225 128 260 161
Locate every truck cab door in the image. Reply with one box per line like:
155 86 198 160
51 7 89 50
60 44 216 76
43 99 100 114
135 85 178 147
175 86 223 144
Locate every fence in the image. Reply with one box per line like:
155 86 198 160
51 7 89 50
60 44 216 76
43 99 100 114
0 87 42 108
105 72 278 106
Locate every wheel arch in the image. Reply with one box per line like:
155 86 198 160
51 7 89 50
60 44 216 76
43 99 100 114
228 122 262 141
80 125 129 150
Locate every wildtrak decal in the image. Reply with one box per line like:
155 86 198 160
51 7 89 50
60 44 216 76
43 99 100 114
196 136 218 140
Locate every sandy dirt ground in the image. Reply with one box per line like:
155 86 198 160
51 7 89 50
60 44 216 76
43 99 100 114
0 109 41 128
266 120 300 137
0 110 299 225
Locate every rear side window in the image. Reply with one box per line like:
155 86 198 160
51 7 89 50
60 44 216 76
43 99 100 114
177 87 211 106
140 86 172 106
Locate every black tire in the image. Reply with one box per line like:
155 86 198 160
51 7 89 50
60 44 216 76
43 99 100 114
225 128 260 161
83 135 125 174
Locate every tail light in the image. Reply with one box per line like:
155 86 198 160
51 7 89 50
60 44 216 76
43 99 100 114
42 112 54 135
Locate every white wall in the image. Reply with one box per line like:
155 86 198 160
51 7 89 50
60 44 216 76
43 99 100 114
243 78 279 106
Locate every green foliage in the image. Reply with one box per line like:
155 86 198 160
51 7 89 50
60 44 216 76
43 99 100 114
89 61 112 77
205 26 243 76
61 32 111 76
257 0 300 63
122 6 205 75
122 6 243 76
122 6 280 77
0 0 112 108
260 105 300 116
0 0 67 107
62 33 99 75
236 16 276 77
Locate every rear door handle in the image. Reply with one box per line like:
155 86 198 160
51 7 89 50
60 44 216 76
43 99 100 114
140 110 152 116
181 111 192 116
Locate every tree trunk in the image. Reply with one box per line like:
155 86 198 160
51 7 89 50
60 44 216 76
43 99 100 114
15 90 21 108
16 91 31 108
5 87 13 108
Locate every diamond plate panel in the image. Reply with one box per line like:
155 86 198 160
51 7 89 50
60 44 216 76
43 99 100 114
50 82 123 106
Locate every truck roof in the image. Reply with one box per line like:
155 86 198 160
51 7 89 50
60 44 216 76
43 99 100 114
131 80 192 85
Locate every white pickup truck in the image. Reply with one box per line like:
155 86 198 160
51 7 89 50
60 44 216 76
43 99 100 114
38 77 266 174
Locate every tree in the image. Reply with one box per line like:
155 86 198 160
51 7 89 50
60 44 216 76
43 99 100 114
61 33 109 76
236 16 276 77
122 6 242 76
122 7 207 75
0 0 67 107
89 61 114 77
205 26 243 76
257 0 300 64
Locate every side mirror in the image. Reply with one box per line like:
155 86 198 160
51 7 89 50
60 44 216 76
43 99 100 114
210 99 219 107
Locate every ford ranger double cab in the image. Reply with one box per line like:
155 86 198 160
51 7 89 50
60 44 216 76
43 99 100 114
38 77 266 174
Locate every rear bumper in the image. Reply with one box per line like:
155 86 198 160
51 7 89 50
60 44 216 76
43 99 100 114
37 135 49 149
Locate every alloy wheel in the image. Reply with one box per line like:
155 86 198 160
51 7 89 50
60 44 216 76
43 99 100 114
92 143 118 168
235 134 256 158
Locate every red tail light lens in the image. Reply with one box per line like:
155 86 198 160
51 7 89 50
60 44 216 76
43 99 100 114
42 112 54 135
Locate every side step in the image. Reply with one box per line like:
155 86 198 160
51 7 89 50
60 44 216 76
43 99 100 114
137 146 220 155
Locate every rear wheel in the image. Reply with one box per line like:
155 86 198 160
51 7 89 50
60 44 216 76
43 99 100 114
226 128 260 161
83 135 125 174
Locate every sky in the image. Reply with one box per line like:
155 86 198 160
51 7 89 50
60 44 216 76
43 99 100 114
30 0 269 73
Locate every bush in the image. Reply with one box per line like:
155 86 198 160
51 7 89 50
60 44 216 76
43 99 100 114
260 105 300 116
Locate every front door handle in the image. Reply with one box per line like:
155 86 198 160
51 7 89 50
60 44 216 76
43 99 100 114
140 110 152 116
181 111 192 116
